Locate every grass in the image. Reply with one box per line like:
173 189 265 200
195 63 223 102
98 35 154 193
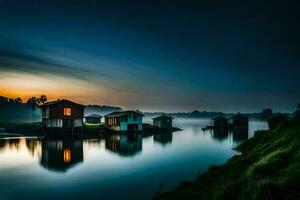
155 118 300 200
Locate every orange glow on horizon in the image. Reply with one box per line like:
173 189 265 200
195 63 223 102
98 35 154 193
0 71 147 108
0 71 106 104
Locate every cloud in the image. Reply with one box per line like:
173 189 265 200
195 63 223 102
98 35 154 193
0 40 97 81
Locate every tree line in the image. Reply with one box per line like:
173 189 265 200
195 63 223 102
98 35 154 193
0 95 48 109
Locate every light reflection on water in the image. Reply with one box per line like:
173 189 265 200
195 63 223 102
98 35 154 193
0 119 268 200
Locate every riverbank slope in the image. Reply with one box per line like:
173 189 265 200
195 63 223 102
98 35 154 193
156 119 300 200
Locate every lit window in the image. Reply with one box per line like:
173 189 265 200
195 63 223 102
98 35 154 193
64 108 71 116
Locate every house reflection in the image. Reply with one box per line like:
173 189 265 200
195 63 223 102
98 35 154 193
212 128 229 141
105 134 142 157
231 127 249 142
40 139 83 172
153 132 173 146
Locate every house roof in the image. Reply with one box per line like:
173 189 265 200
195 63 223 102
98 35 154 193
40 99 84 108
105 110 144 118
153 115 174 120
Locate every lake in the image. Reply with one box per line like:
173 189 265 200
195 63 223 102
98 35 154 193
0 119 268 200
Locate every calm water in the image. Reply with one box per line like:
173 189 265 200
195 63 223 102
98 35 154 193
0 119 268 200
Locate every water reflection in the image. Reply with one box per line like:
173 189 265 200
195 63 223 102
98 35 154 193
105 134 142 157
210 127 249 143
0 120 269 200
40 139 83 172
153 132 173 146
211 128 229 141
231 127 249 142
0 138 21 150
26 138 42 157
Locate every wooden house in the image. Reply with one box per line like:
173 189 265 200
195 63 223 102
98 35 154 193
153 115 173 129
40 99 84 136
104 111 144 131
84 114 102 124
229 113 249 128
212 116 228 129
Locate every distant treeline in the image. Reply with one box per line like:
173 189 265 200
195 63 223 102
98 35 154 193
84 104 122 116
143 108 296 121
1 95 299 122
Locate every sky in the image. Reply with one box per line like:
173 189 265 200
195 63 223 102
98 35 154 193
0 0 299 112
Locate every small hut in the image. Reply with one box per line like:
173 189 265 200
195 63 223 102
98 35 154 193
104 111 144 131
212 116 228 129
229 113 249 128
84 114 102 124
40 99 84 136
153 115 174 129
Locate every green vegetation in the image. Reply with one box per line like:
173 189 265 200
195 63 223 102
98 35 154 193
156 118 300 200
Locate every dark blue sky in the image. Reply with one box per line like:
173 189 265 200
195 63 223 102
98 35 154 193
0 0 299 112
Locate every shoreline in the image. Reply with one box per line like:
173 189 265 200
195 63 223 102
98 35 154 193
155 118 300 200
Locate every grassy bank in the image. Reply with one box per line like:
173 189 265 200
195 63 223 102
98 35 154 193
155 119 300 200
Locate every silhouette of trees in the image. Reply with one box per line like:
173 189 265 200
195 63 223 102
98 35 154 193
26 97 39 110
39 95 47 105
294 104 300 120
25 95 48 111
14 97 22 103
260 108 273 120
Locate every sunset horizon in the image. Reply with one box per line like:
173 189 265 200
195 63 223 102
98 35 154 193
1 1 299 113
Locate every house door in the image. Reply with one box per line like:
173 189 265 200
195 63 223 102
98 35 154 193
63 119 73 128
127 124 138 131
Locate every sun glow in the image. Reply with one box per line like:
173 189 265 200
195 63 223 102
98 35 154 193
0 71 103 103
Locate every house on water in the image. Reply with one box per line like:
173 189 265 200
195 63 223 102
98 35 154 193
212 116 228 129
84 114 102 124
40 99 84 135
229 113 249 128
104 111 144 131
153 115 174 129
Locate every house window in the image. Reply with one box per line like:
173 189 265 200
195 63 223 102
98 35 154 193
133 115 137 121
64 108 71 116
